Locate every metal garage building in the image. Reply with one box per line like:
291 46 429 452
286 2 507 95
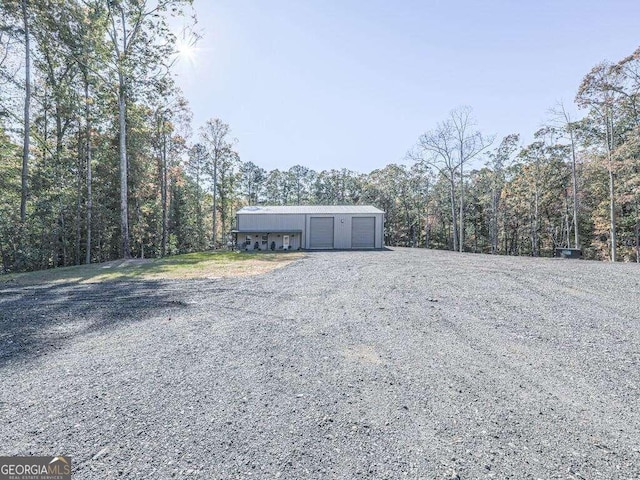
233 205 384 250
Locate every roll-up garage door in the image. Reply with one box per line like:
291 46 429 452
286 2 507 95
351 217 375 248
309 217 334 249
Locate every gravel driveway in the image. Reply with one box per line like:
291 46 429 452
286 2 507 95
0 248 638 479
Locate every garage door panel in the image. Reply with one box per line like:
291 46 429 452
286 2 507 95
310 217 334 249
351 217 375 248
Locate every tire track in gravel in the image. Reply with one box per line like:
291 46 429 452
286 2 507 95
0 248 638 479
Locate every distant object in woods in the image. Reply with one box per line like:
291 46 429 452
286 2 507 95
555 248 582 259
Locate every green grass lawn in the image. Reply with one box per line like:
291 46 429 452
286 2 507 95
0 251 303 286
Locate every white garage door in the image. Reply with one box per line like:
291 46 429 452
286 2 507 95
310 217 334 249
351 217 375 248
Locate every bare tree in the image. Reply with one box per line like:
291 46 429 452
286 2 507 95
550 101 581 249
414 120 460 251
450 106 494 252
415 107 493 252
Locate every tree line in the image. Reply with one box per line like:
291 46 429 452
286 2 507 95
0 0 198 272
0 1 638 273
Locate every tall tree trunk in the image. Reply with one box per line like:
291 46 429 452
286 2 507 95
20 0 30 224
212 155 218 248
60 202 67 266
560 105 580 250
136 200 143 258
220 189 227 244
161 115 168 256
51 225 58 268
424 207 430 249
635 198 639 263
564 194 571 248
491 185 499 254
459 163 464 252
118 74 131 258
449 174 458 251
75 129 82 265
473 217 479 253
0 238 7 274
502 210 508 255
533 187 539 256
606 115 616 262
569 127 580 249
608 166 616 261
55 105 64 266
422 177 430 249
85 79 92 265
195 155 202 249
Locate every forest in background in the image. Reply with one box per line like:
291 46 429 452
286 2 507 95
1 1 639 274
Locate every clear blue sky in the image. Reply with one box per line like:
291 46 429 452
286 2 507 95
175 0 640 173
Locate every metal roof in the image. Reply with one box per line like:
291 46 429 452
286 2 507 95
237 205 384 215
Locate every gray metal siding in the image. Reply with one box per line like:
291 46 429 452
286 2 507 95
331 214 351 249
351 217 375 248
238 213 305 232
309 217 334 249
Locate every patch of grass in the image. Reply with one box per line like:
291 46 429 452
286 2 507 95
0 251 304 286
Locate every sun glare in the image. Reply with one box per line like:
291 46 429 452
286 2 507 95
176 39 197 65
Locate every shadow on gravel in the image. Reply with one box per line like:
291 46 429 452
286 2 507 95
0 280 189 369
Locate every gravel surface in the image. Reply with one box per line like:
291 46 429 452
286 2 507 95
0 248 638 479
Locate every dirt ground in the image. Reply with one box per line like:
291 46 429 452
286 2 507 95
0 248 638 478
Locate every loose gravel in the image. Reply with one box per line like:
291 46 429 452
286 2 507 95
0 248 638 479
